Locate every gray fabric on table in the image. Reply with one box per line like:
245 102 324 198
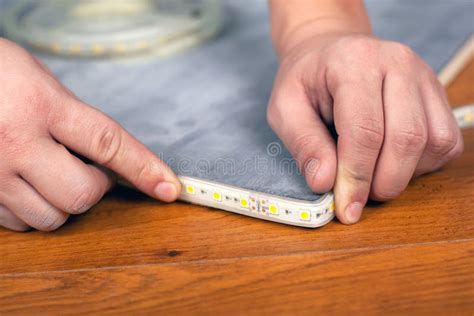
0 1 472 201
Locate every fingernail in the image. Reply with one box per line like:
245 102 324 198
344 202 363 224
154 182 179 202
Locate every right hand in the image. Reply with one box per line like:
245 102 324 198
0 39 181 232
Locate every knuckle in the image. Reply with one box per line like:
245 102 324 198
266 103 279 131
35 212 68 232
392 123 427 154
389 42 418 64
344 164 372 185
329 38 380 78
336 68 377 86
292 133 319 164
133 160 163 188
0 123 31 158
0 174 12 193
13 223 31 232
424 64 441 84
92 123 123 166
338 37 378 57
14 80 50 112
266 88 291 132
65 185 103 214
445 137 464 161
0 205 30 232
0 123 15 147
350 119 385 151
372 189 400 201
371 184 404 201
0 82 52 133
22 80 46 102
0 37 11 47
0 38 28 57
426 128 458 156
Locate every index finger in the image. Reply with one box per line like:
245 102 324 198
330 76 385 224
49 96 181 202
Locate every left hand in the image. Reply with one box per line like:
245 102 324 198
267 32 463 224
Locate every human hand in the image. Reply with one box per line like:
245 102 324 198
0 39 181 231
267 32 463 224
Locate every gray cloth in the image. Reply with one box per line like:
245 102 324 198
0 1 472 201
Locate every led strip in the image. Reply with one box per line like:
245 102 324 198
453 103 474 129
175 104 474 228
1 0 222 58
179 176 335 228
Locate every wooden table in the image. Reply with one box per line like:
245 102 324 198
1 60 473 316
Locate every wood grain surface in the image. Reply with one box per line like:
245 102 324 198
1 59 473 315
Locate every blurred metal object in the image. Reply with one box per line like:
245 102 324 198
2 0 221 58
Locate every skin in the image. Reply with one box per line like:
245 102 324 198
268 0 463 224
0 39 181 231
0 0 463 230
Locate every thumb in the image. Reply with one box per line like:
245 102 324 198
267 78 337 193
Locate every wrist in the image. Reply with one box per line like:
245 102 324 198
269 0 372 59
277 18 371 59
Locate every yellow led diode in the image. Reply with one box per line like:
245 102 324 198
269 204 278 215
300 210 311 221
329 201 335 212
212 191 222 202
240 198 249 208
185 185 195 195
464 112 473 123
91 44 106 55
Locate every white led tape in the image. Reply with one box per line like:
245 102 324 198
2 0 222 58
178 176 335 228
176 104 473 228
116 103 473 228
453 103 474 129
